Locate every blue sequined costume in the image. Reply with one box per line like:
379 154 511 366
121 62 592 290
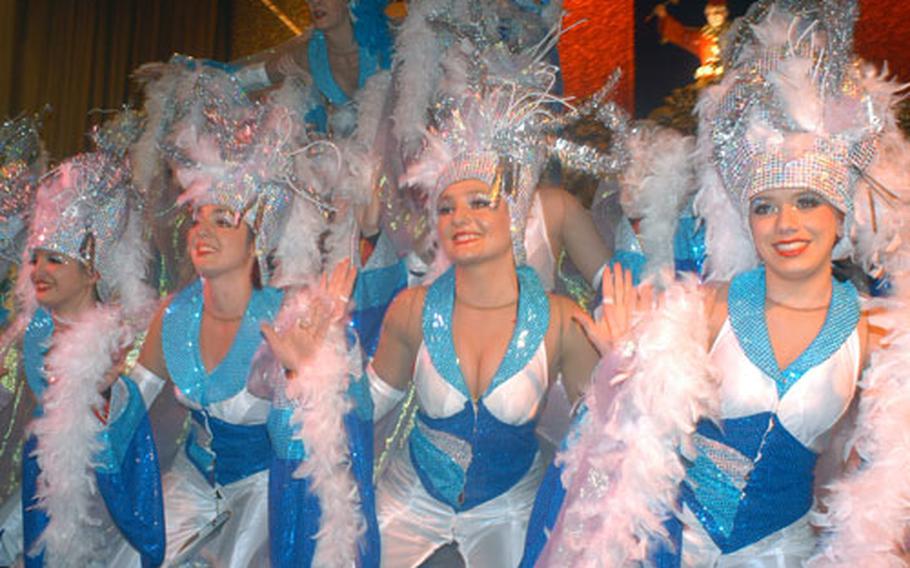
377 266 552 567
523 267 862 567
160 281 282 567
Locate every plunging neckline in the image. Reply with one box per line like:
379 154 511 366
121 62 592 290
194 290 255 378
727 267 859 397
422 266 550 403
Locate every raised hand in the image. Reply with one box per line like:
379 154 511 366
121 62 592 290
261 258 358 374
574 263 653 357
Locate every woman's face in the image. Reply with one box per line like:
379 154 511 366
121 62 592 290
30 249 98 314
436 179 513 266
748 188 842 281
307 0 350 32
187 204 256 280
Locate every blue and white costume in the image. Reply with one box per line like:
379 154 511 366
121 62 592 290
671 268 860 565
159 281 281 567
376 266 551 567
21 309 165 568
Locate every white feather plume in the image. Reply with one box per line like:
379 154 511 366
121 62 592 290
621 124 696 281
540 277 719 566
28 304 147 566
274 287 366 567
391 0 447 160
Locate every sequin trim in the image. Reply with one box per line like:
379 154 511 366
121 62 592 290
163 280 283 405
727 267 859 397
421 265 549 400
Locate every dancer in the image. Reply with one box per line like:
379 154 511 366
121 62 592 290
264 48 637 565
1 111 163 567
133 65 379 566
527 1 910 565
234 0 393 136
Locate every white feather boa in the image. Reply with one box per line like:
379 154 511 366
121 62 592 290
807 127 910 565
27 304 142 566
540 277 719 566
276 287 366 567
807 295 910 566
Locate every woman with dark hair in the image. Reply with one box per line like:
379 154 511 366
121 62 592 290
524 2 910 565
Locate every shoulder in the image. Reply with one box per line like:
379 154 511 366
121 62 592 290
704 280 729 341
384 285 426 341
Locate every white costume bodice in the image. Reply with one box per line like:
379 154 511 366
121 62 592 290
413 340 549 425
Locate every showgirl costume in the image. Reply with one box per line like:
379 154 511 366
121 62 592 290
526 1 910 566
0 111 164 568
135 63 380 567
371 11 631 561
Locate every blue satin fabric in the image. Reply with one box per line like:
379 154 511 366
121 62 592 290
351 260 408 357
520 404 589 567
268 379 380 567
185 409 272 486
21 435 45 568
680 414 817 554
21 385 166 567
519 455 567 568
96 400 166 567
611 214 706 285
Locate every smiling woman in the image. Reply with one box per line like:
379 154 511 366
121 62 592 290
526 1 910 565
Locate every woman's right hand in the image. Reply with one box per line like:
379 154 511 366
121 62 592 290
261 259 357 374
574 263 653 357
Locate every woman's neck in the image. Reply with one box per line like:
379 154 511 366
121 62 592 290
322 17 357 55
201 270 254 319
454 255 519 308
51 293 97 326
764 264 833 309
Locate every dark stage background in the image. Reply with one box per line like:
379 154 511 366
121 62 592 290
1 0 908 161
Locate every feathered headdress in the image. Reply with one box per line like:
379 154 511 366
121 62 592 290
399 4 629 266
695 0 910 281
161 63 310 286
0 107 153 375
24 119 151 313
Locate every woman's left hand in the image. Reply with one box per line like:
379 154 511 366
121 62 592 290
261 259 358 374
574 263 653 357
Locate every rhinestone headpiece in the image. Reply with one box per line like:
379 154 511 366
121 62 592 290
28 150 138 302
162 62 302 285
705 0 885 216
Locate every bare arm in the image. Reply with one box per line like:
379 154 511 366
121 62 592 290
137 298 172 383
554 295 601 405
538 186 611 285
371 286 425 391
